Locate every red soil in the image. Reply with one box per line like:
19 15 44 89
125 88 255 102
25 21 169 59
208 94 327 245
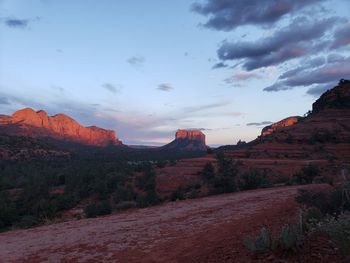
0 184 343 263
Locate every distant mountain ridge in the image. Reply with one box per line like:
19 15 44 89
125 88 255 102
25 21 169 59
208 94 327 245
0 108 122 147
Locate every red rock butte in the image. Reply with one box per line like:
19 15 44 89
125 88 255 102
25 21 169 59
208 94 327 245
162 129 207 151
0 108 122 146
175 129 206 144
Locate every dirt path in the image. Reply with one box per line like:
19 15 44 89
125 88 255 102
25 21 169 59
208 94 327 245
0 185 328 263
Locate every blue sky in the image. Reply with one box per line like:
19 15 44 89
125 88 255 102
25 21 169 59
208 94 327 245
0 0 349 146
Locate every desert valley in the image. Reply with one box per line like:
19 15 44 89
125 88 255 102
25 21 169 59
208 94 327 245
1 0 350 262
0 80 350 262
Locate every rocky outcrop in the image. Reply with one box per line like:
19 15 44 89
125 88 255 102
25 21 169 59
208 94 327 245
0 108 122 147
312 79 350 113
261 116 300 136
162 129 207 151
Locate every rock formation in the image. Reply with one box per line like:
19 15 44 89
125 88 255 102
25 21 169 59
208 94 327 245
225 80 350 164
312 79 350 113
0 108 122 147
261 116 300 136
162 129 207 151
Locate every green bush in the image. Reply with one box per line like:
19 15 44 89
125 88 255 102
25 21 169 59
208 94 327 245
201 162 215 181
317 212 350 255
296 185 350 215
291 165 320 185
115 201 137 210
84 201 112 218
239 168 271 190
244 224 302 255
244 227 274 253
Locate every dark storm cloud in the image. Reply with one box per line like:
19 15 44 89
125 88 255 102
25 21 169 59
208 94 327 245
212 62 228 69
247 121 273 126
4 18 29 28
157 83 174 91
191 0 324 31
217 17 340 70
102 83 119 93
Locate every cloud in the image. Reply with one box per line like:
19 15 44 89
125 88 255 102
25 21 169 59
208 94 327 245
279 56 326 79
264 56 350 92
4 18 29 28
102 83 119 93
306 83 332 96
331 23 350 49
191 0 324 31
0 97 10 105
184 101 231 113
216 17 341 70
230 71 263 81
212 62 228 69
247 121 273 126
157 83 174 91
127 56 145 66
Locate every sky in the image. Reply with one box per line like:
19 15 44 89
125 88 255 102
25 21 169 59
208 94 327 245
0 0 349 146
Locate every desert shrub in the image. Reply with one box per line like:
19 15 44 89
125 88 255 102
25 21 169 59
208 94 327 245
169 160 177 166
272 176 290 185
115 201 137 210
317 212 350 255
84 200 112 218
278 224 303 252
244 227 274 253
136 190 161 208
291 165 320 185
0 193 17 229
170 188 185 201
296 189 331 214
113 185 136 204
201 162 215 181
15 215 39 229
301 207 323 231
296 185 350 215
156 160 167 168
244 224 302 255
239 168 271 190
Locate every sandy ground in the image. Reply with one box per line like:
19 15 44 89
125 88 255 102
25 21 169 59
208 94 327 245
0 185 337 263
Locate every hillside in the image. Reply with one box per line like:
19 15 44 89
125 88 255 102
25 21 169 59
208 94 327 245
221 80 350 178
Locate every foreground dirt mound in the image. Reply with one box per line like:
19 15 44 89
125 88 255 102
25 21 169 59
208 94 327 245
0 184 342 263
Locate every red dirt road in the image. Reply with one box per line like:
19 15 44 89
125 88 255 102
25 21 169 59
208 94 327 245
0 185 334 263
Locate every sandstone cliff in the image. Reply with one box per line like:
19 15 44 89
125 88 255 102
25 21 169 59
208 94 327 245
0 108 121 147
162 129 207 151
261 116 300 136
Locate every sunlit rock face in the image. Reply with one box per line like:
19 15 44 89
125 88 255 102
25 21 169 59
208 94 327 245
175 129 206 144
0 108 122 146
261 116 300 137
162 129 207 151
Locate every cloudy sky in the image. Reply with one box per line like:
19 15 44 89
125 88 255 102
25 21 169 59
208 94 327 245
0 0 349 146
